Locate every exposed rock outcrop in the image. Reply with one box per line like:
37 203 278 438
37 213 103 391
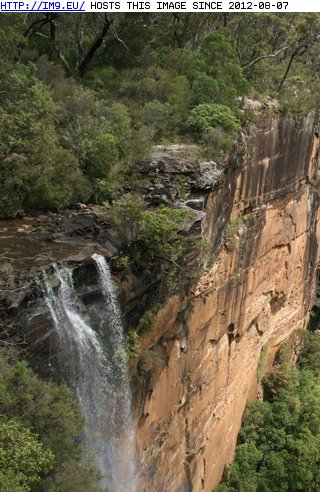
134 114 320 492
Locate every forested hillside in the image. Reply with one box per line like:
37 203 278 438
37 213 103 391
1 13 320 218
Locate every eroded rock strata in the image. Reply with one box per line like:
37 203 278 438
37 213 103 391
135 115 320 492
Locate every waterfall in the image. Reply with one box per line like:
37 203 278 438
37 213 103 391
42 255 136 492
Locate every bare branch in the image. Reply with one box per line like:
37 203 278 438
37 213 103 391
242 41 297 70
24 14 58 38
110 27 129 50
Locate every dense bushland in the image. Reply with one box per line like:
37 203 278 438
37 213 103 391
0 350 101 492
1 13 320 218
217 331 320 492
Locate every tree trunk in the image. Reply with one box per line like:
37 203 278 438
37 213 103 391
78 15 113 77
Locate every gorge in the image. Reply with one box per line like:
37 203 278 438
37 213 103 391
1 112 320 491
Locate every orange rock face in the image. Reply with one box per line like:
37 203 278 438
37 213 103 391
135 116 320 492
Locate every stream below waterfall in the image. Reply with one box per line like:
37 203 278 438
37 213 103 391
41 254 136 492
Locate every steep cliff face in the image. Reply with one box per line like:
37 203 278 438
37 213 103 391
135 115 320 492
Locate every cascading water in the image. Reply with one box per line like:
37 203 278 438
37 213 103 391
41 254 136 492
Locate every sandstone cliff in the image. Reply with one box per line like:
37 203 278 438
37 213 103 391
134 114 320 492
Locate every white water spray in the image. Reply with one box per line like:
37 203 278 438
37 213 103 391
42 255 136 492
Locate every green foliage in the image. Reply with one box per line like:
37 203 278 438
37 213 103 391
0 417 54 492
111 254 130 271
93 173 123 203
198 28 247 110
58 91 131 177
45 457 102 492
187 103 240 135
0 64 90 218
201 29 247 96
2 13 320 215
218 331 320 492
201 127 235 161
105 194 192 269
257 344 269 383
137 304 161 335
104 193 146 245
0 353 100 491
0 14 23 62
124 330 141 360
137 205 192 262
141 100 170 140
86 133 119 180
192 74 236 107
298 330 320 377
105 103 132 157
0 356 82 463
225 215 245 251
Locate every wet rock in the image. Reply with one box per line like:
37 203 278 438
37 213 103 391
104 240 119 257
184 197 206 211
65 253 91 263
59 214 97 235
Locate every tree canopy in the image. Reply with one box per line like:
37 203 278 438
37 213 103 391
0 351 101 492
1 13 320 218
218 331 320 492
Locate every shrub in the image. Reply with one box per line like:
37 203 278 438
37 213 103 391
105 195 193 267
257 344 269 382
124 331 141 360
137 304 161 334
141 100 170 140
201 29 247 96
0 417 54 491
225 215 245 251
187 103 240 135
85 133 119 180
192 74 237 108
201 127 235 159
137 205 192 261
0 353 100 491
0 64 90 217
105 102 132 157
104 193 146 244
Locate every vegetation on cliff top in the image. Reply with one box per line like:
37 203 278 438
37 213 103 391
1 13 320 217
105 194 193 270
217 330 320 492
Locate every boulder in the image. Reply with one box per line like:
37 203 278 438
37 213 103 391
194 161 222 190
